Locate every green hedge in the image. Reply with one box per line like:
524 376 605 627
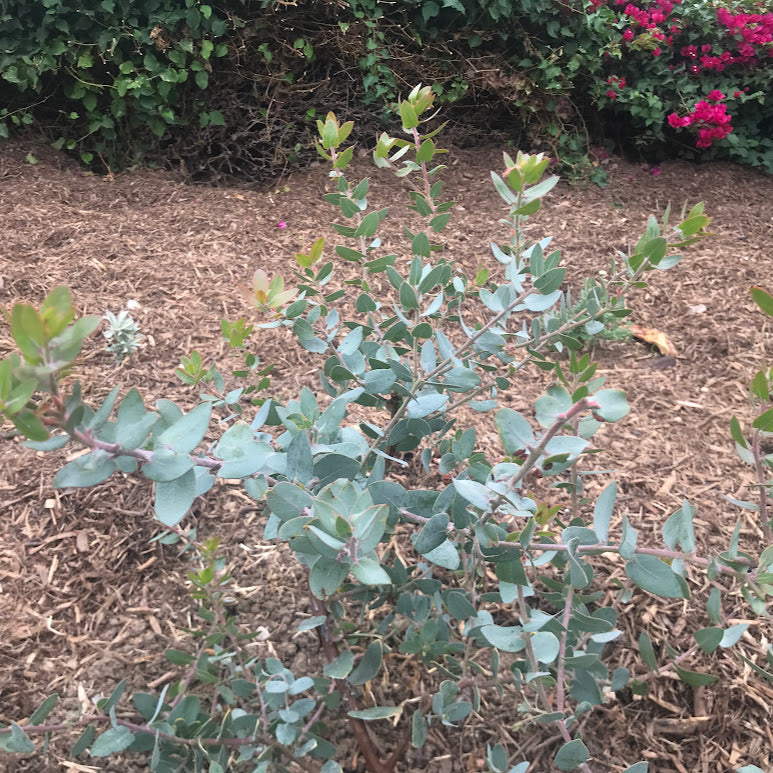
1 0 771 178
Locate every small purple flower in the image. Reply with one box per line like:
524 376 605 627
650 166 661 176
276 221 287 229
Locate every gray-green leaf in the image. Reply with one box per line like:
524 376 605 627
625 554 689 599
89 726 135 757
554 739 590 770
154 468 197 527
54 450 117 488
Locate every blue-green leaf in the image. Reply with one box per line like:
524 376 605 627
28 694 59 725
54 451 117 488
481 625 525 652
347 706 399 720
593 481 616 543
750 286 773 317
413 512 449 555
592 389 629 422
412 710 427 748
349 641 383 685
143 447 195 482
638 631 657 671
157 403 211 453
453 478 491 510
423 539 459 570
694 627 723 654
531 631 559 663
534 386 572 428
87 385 120 430
662 500 696 552
626 554 689 599
90 726 135 757
406 392 447 418
495 408 535 455
309 556 349 598
116 388 156 450
351 556 391 586
266 482 313 521
524 290 561 312
555 739 589 770
674 666 718 687
0 723 34 753
720 623 747 648
323 650 354 679
154 468 196 526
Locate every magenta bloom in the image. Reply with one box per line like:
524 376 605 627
707 90 726 101
667 113 691 128
276 221 287 229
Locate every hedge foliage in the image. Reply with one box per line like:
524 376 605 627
1 0 771 179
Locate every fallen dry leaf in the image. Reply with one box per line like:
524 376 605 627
631 324 678 357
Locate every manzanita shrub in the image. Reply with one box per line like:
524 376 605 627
1 86 772 772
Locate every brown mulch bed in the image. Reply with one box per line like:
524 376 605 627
1 137 772 772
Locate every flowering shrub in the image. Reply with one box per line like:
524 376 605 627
667 92 734 148
586 0 773 168
3 0 771 179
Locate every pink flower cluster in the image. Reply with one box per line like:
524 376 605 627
605 74 627 99
680 8 773 72
618 0 679 29
609 0 683 57
667 91 733 148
